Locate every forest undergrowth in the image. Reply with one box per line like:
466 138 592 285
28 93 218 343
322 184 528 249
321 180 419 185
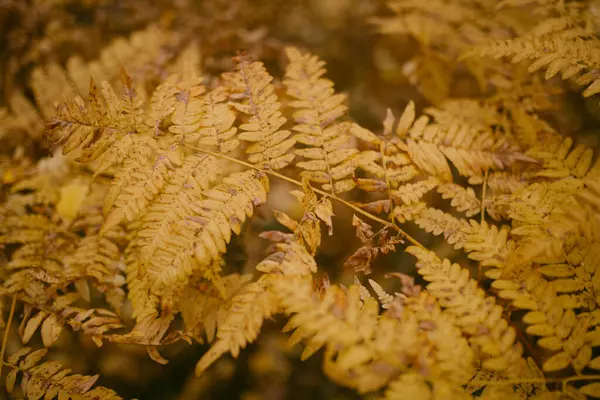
1 0 600 399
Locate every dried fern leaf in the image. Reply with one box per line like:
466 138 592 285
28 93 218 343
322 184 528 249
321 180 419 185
5 347 122 399
284 47 361 194
222 56 295 170
437 182 481 217
180 86 240 154
406 246 523 372
195 279 277 375
137 170 269 318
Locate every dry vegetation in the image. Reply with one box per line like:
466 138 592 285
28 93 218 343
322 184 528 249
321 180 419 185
1 0 600 399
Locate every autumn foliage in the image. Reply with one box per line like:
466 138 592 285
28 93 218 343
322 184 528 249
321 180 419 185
1 0 600 399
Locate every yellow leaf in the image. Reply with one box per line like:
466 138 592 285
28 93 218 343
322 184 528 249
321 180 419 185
589 356 600 370
23 312 47 344
396 101 415 137
56 181 89 222
41 315 63 347
543 351 571 372
580 383 600 398
583 78 600 97
314 199 334 235
349 123 380 144
526 323 554 337
5 369 17 393
336 345 372 370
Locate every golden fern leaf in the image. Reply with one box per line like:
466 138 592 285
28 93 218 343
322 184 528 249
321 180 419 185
437 182 481 217
256 229 318 277
0 214 74 303
284 47 360 194
136 154 223 271
409 206 470 248
384 372 472 400
48 71 190 237
505 179 584 264
491 269 598 374
195 193 324 375
392 177 440 205
195 180 337 374
406 246 523 372
462 220 515 271
99 142 182 237
356 108 420 191
124 237 157 323
178 272 250 342
274 277 474 393
19 307 63 348
4 347 122 399
471 170 528 194
527 136 595 179
63 234 126 314
222 55 296 170
180 86 240 154
471 5 600 98
167 76 207 136
19 301 124 348
351 107 423 218
274 279 375 362
47 73 136 165
31 24 185 116
405 100 532 180
194 279 277 375
138 170 269 318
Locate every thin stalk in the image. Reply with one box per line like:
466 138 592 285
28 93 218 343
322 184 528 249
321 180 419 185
0 296 17 377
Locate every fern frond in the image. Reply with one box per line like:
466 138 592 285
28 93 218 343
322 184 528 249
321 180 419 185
274 278 474 393
99 142 182 236
194 279 277 375
21 302 124 347
437 182 481 217
462 220 515 271
527 136 595 179
402 206 470 248
392 177 440 205
222 55 296 170
178 272 251 343
180 86 240 154
471 17 600 98
140 170 269 317
492 271 597 374
63 234 126 314
406 246 523 372
384 372 472 400
31 24 186 117
284 47 361 194
406 101 531 179
4 347 122 399
136 154 222 271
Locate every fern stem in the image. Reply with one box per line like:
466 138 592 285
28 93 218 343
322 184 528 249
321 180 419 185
480 168 489 224
478 168 489 283
184 144 426 249
0 295 17 377
379 140 395 225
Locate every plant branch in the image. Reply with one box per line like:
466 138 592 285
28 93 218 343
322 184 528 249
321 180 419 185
0 295 17 377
